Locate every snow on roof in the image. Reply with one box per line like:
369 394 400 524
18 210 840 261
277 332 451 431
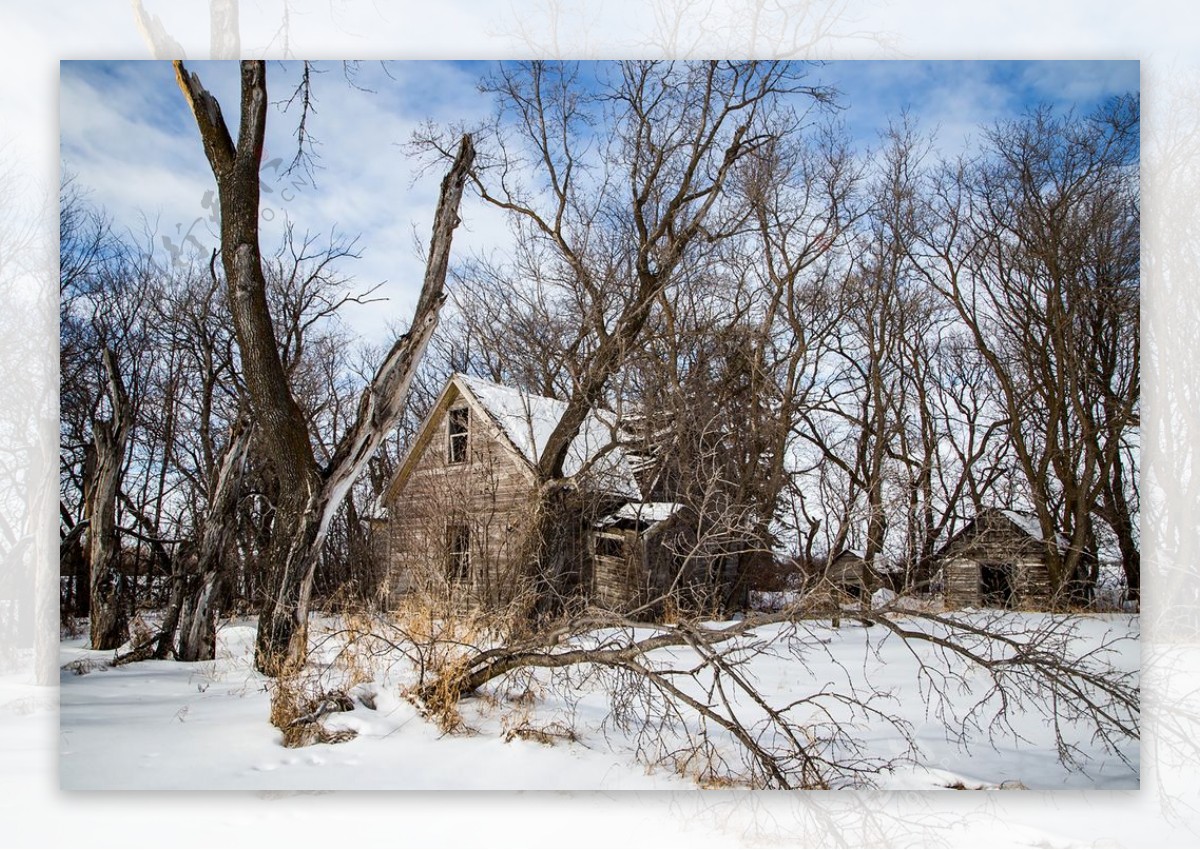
600 501 682 528
456 374 641 499
998 509 1070 551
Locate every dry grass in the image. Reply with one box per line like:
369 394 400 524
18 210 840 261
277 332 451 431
502 720 578 746
268 670 322 746
269 670 361 748
386 593 537 733
266 602 395 747
667 745 754 790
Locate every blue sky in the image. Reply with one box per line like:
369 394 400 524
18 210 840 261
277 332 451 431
59 59 1138 345
826 60 1139 154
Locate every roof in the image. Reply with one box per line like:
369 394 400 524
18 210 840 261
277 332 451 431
598 501 682 530
938 507 1070 556
454 374 641 499
830 549 865 563
997 508 1070 551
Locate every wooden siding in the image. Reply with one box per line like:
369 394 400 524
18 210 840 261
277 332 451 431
591 529 643 610
381 376 751 618
589 517 741 617
940 511 1055 609
826 552 876 597
383 387 538 609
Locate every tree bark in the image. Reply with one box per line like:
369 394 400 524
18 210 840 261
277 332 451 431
253 135 473 675
168 415 253 661
86 348 132 650
1102 452 1140 601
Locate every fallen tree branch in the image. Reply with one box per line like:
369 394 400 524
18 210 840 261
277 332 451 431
408 601 1137 788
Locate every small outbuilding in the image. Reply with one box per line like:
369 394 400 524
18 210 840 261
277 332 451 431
824 549 880 599
937 507 1066 609
591 501 685 610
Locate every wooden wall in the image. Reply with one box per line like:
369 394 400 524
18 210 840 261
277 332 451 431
591 528 642 610
383 383 749 618
383 392 538 609
941 512 1054 609
826 553 874 597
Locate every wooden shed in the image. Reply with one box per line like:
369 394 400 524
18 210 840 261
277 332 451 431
591 501 681 609
824 549 880 599
937 508 1066 609
590 501 744 616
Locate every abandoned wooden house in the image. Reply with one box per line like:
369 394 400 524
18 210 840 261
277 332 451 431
937 507 1068 609
375 374 742 616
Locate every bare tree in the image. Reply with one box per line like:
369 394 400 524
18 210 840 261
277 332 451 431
59 183 169 646
160 412 252 661
174 60 475 674
417 60 834 615
653 118 859 601
254 65 1140 790
917 97 1140 600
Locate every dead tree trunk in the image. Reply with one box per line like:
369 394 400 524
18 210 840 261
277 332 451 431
175 59 474 675
160 415 254 661
86 348 132 650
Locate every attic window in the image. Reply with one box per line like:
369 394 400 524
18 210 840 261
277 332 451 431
446 523 470 582
448 406 469 464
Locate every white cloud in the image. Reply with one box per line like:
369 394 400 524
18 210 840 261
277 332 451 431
61 60 501 347
1020 60 1140 106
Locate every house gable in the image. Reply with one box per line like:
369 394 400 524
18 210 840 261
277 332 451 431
384 376 538 505
378 374 753 616
380 377 543 605
456 374 641 499
937 508 1065 561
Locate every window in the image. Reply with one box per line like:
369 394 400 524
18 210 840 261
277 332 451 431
448 406 469 464
594 532 626 560
446 523 470 582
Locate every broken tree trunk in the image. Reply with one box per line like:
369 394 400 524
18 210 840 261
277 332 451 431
86 348 132 650
175 58 475 676
254 133 474 675
169 414 254 661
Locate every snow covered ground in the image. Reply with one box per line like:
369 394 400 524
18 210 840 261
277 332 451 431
59 620 689 791
58 610 1138 792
